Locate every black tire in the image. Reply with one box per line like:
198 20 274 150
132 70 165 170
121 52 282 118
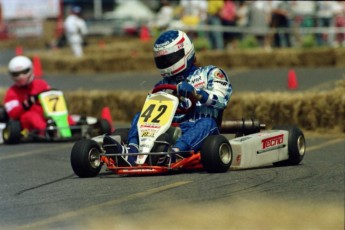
70 139 102 178
96 118 112 135
200 135 232 173
0 106 9 123
3 120 22 144
272 125 306 166
112 128 130 144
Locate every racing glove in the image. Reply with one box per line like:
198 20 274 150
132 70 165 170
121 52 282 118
177 82 209 104
22 95 37 110
177 81 195 98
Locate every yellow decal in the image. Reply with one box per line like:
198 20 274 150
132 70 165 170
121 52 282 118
41 94 67 114
138 99 173 127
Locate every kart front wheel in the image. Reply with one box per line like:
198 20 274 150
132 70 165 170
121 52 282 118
272 125 306 166
200 135 232 173
3 120 22 144
70 139 102 178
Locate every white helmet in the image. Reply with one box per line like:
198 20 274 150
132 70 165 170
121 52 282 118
8 56 34 87
153 30 195 79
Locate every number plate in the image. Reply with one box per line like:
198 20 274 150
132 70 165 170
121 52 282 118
39 90 68 116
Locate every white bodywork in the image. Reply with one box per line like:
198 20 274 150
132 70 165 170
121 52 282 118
230 130 289 170
0 123 5 144
136 92 179 165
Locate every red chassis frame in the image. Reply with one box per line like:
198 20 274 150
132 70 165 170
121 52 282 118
100 151 204 175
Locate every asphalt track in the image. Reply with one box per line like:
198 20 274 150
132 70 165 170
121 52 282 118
0 133 344 229
0 66 345 92
0 67 344 229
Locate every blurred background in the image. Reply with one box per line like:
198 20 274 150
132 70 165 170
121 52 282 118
1 0 345 52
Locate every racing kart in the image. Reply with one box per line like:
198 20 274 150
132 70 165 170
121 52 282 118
0 89 112 144
70 84 306 178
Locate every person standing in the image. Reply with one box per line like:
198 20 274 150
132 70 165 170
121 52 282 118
207 0 225 50
64 6 88 57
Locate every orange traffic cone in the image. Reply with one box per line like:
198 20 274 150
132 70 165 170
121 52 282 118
139 25 150 42
287 69 298 90
32 55 43 78
98 40 105 48
15 46 23 56
101 107 114 132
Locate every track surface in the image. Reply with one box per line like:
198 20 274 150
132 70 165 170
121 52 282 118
0 133 344 229
0 67 344 229
0 67 344 92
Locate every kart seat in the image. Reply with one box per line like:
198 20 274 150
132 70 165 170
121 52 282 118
166 126 182 144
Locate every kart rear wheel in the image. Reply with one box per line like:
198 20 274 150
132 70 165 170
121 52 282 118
272 125 306 166
96 118 112 135
3 120 22 144
70 139 102 178
200 135 232 173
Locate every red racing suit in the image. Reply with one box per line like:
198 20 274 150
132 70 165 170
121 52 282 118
3 79 51 132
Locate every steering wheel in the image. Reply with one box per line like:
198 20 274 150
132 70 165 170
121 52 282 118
151 84 198 115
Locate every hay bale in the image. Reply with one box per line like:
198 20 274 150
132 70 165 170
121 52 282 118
1 80 344 133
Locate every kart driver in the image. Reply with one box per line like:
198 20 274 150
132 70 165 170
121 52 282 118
3 56 51 134
104 30 232 165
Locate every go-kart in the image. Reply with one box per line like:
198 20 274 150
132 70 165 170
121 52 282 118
0 89 112 144
70 84 306 178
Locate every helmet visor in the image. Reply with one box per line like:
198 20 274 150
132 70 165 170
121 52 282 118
154 49 184 69
10 68 31 77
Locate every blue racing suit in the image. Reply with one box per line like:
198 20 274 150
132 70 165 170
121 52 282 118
127 65 232 152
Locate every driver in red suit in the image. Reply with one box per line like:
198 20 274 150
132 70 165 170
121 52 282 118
3 56 51 133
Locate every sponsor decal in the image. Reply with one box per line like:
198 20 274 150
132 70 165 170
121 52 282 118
190 75 202 84
236 155 241 164
177 44 184 49
257 134 285 154
194 82 205 88
141 130 155 138
140 124 161 129
122 169 155 172
214 80 228 86
214 70 225 80
262 134 284 149
154 41 170 48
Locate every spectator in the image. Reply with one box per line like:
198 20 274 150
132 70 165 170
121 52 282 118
269 0 292 48
290 0 316 46
150 0 174 32
333 1 345 47
180 0 208 39
290 0 316 28
219 0 238 50
235 1 250 43
248 0 272 50
315 1 338 46
207 0 224 50
64 6 88 57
